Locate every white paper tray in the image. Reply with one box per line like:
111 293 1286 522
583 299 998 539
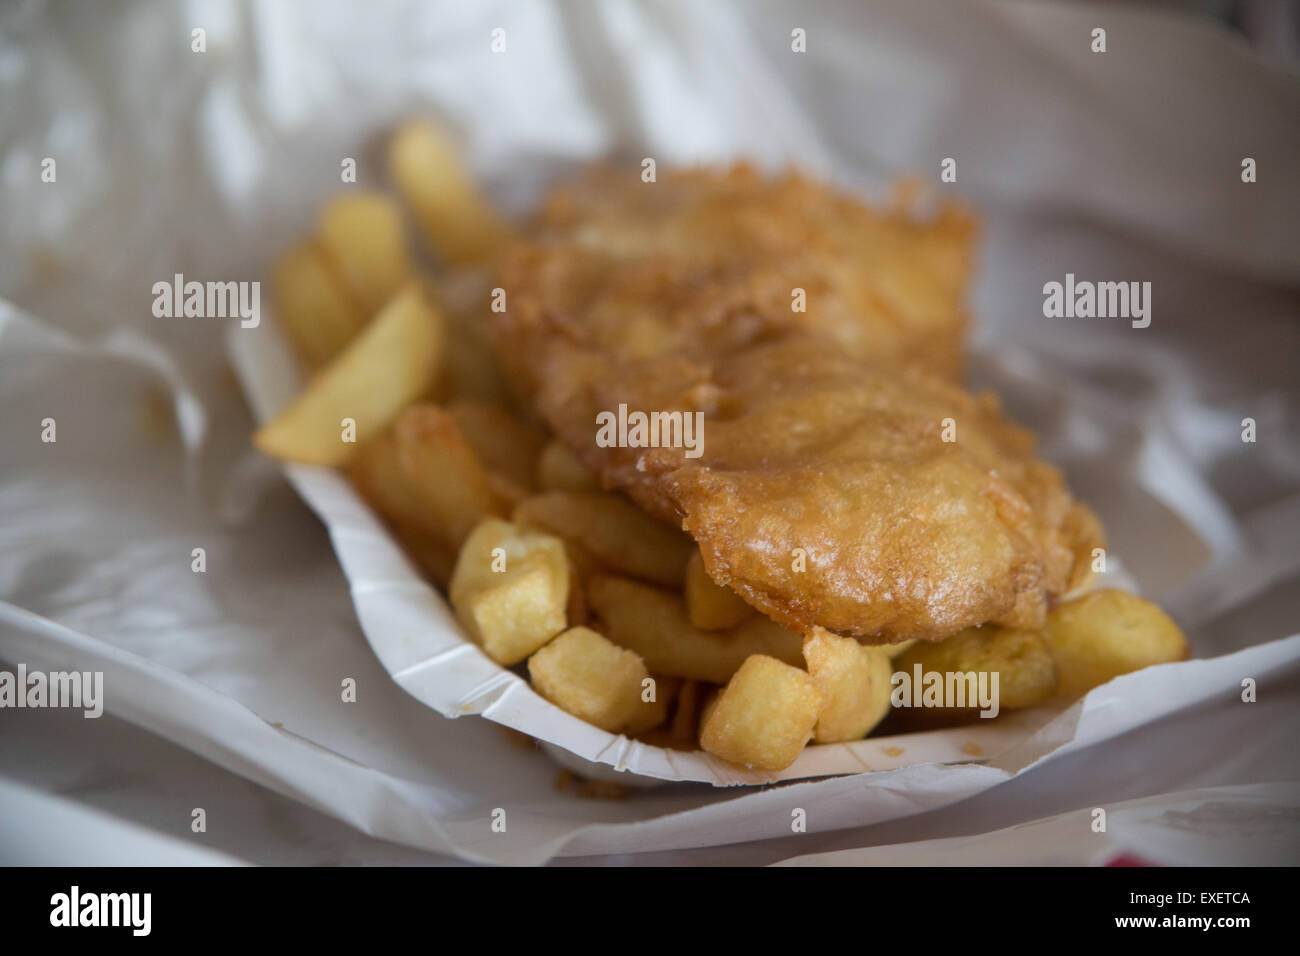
229 312 1144 786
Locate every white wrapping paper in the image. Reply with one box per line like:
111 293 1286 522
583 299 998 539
2 0 1298 864
774 782 1300 867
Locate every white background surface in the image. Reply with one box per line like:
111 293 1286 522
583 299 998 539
1 0 1298 864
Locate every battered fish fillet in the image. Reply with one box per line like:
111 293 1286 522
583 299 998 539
496 163 977 380
494 165 1102 643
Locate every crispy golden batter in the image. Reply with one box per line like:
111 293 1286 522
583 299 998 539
498 163 977 381
494 165 1102 643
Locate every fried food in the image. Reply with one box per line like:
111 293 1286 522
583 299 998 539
393 404 503 548
255 283 444 465
527 626 650 733
493 165 1101 643
499 163 976 379
513 491 693 587
587 574 803 683
449 518 569 664
316 193 414 316
446 400 546 494
892 623 1058 727
684 548 754 630
803 627 893 743
261 131 1182 775
388 119 512 265
494 312 1103 643
1043 589 1189 698
699 654 823 771
271 240 365 368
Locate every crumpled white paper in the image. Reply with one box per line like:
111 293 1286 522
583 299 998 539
773 782 1300 866
2 0 1298 864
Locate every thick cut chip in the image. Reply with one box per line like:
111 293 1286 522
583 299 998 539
803 627 893 743
446 400 545 490
255 284 444 465
528 626 649 732
587 574 802 683
316 192 414 316
894 623 1057 721
450 518 569 664
513 491 692 586
699 655 823 771
388 119 512 264
1043 589 1188 699
346 431 459 585
272 241 365 367
394 404 503 548
685 549 753 630
348 432 435 534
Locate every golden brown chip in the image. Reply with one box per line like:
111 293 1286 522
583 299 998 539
699 655 822 771
528 626 650 732
1043 589 1188 699
803 627 893 743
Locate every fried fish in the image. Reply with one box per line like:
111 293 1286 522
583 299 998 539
496 163 977 381
494 165 1102 643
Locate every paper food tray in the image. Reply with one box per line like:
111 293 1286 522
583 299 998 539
226 312 1139 787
